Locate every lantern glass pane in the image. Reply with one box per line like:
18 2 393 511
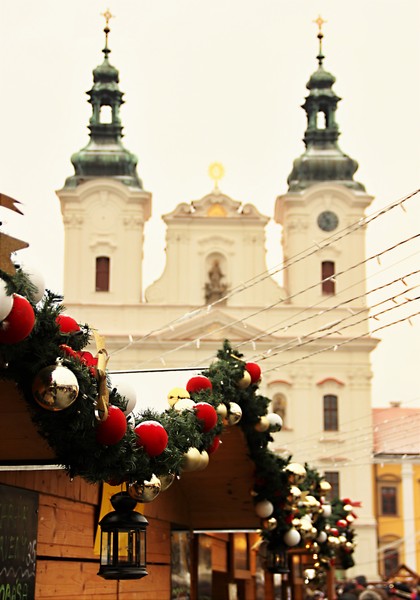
101 531 114 565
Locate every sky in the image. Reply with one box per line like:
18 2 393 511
0 0 419 408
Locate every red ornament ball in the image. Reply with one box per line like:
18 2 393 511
336 519 348 528
194 402 218 432
207 435 221 454
96 405 127 446
245 362 261 383
56 314 80 334
77 350 98 367
186 375 213 394
0 294 35 344
135 420 168 457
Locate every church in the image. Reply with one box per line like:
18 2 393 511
56 14 378 583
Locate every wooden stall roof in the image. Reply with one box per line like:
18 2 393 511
145 426 261 531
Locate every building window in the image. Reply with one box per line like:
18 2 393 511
322 261 335 295
324 471 340 500
323 394 338 431
380 486 397 516
272 393 287 427
383 548 399 578
96 256 110 292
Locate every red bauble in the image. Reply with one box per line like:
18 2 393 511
135 420 168 457
245 362 261 383
0 294 35 344
336 519 348 528
194 402 218 432
96 405 127 445
77 350 98 367
330 527 339 536
186 375 213 394
207 435 221 454
56 314 80 334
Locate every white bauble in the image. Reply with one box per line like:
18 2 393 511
174 398 196 412
196 450 209 471
0 280 13 321
322 504 332 517
20 262 45 303
266 413 283 432
113 379 137 415
316 530 328 544
181 447 202 471
283 528 301 547
255 499 274 519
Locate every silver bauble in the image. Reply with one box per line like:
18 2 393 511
227 402 242 425
128 474 161 502
158 472 176 492
32 364 79 411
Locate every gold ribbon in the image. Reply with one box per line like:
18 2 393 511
93 331 109 421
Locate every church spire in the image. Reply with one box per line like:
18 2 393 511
287 17 365 192
64 11 143 190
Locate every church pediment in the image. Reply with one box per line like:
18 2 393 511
152 308 276 343
163 190 268 222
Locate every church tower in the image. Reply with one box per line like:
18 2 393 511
275 18 372 307
57 13 151 306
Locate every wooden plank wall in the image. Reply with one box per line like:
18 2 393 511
0 470 172 600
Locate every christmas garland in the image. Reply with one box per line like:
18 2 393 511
0 266 358 576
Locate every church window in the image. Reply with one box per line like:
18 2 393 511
323 394 338 430
380 486 397 516
96 256 110 292
272 393 287 427
383 548 399 578
322 261 335 295
323 471 340 499
316 111 326 129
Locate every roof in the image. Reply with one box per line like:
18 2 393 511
373 407 420 455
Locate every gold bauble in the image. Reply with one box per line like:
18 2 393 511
167 387 190 407
290 485 302 500
158 472 176 492
227 402 242 425
216 403 228 418
262 517 277 531
181 447 202 472
32 364 79 411
195 450 209 471
128 474 161 502
320 480 332 493
284 462 307 485
237 370 251 389
343 503 353 512
254 416 270 432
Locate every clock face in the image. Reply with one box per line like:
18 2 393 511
317 210 339 232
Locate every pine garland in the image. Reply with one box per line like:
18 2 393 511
0 268 357 575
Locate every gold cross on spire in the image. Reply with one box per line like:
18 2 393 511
101 8 114 27
313 15 326 33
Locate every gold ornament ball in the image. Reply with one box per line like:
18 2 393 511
167 387 190 407
237 370 251 389
254 416 270 432
128 474 161 503
285 462 307 485
195 450 209 471
174 398 196 412
32 364 79 411
289 485 302 501
262 517 277 531
227 402 242 425
181 447 202 472
158 472 176 492
343 503 353 512
320 480 332 493
216 403 228 418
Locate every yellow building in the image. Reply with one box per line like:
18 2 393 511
373 405 420 578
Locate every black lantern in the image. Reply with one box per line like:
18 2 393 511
98 492 148 580
266 545 290 574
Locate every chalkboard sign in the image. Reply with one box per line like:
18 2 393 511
0 483 38 600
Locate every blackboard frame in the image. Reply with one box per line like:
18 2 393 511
0 482 39 600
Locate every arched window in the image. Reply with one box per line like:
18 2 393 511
272 393 287 427
96 256 110 292
321 261 335 295
383 548 399 578
323 394 338 431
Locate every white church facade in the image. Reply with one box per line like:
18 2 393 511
57 22 379 580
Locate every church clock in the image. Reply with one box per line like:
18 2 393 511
317 210 339 232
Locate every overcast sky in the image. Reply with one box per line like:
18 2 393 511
0 0 419 408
